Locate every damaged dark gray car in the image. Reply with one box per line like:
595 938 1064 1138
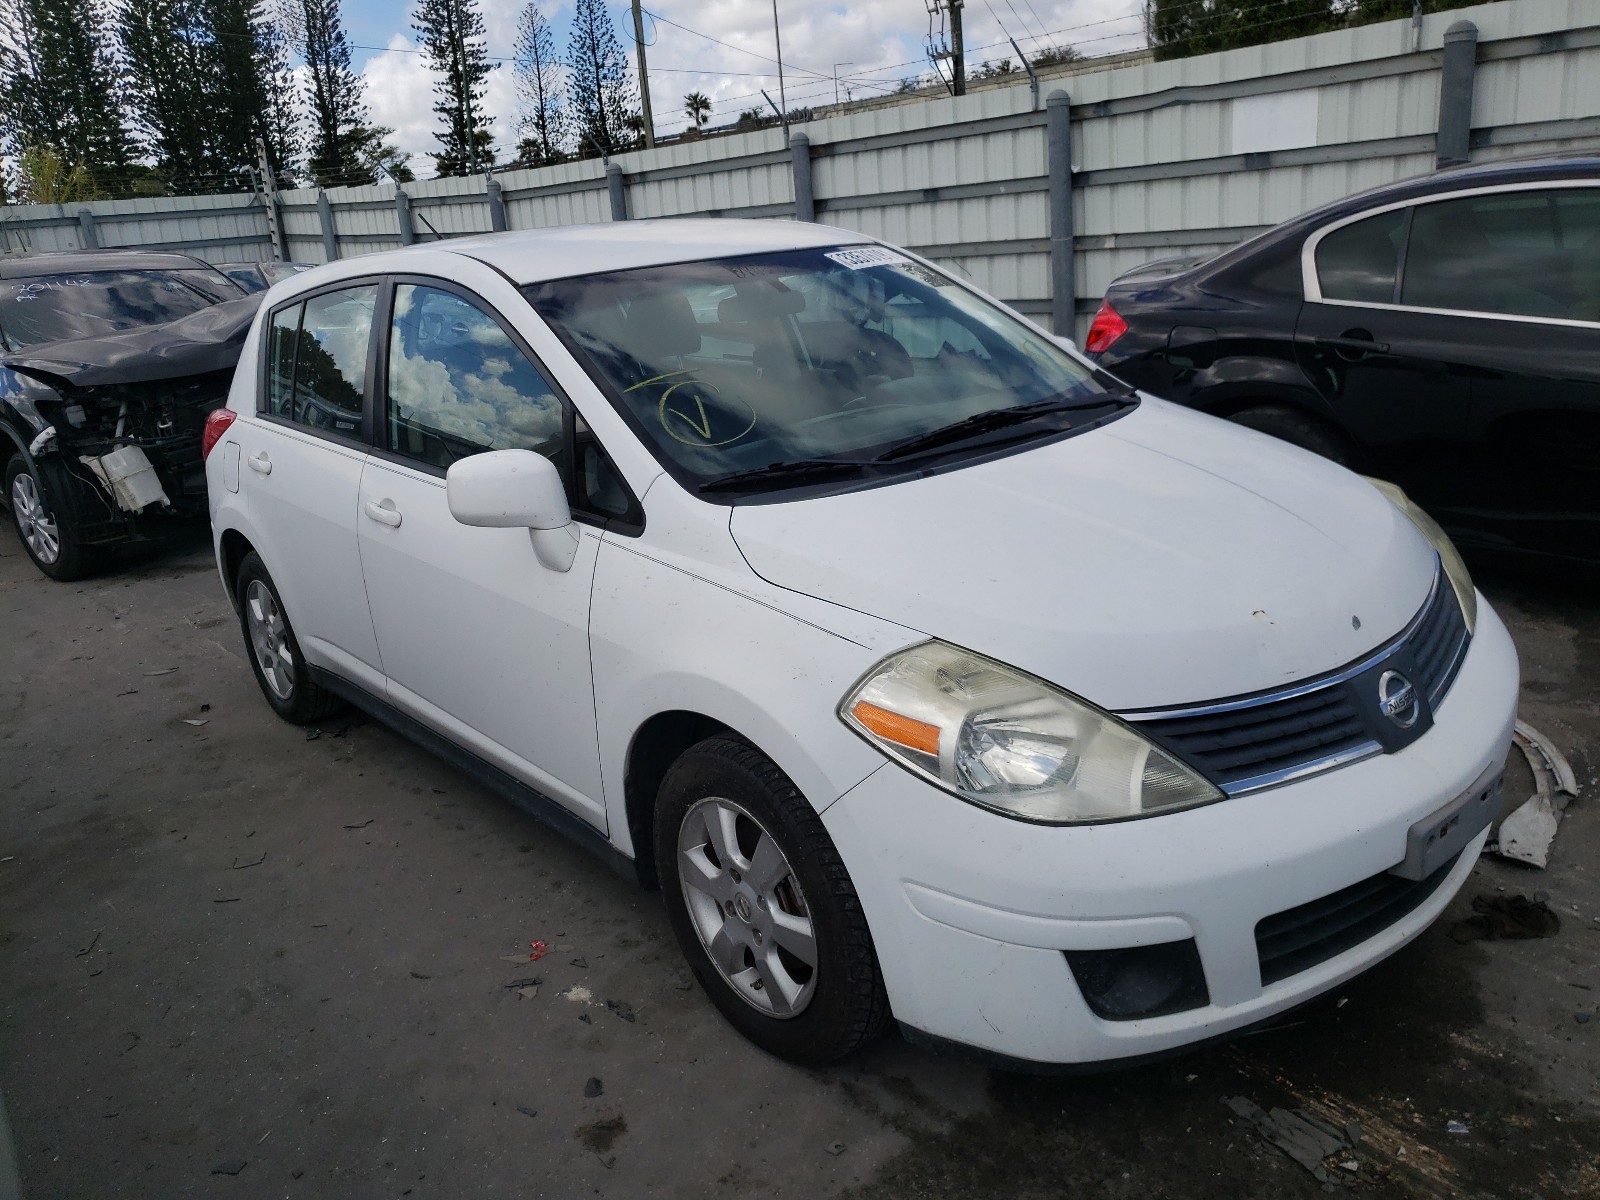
0 250 261 579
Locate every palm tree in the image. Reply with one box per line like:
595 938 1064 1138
684 91 711 131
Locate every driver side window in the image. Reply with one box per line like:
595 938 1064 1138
385 284 565 470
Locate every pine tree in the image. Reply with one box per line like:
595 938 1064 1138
413 0 496 177
512 2 565 167
119 0 222 187
565 0 637 158
0 0 133 197
294 0 377 186
258 8 303 186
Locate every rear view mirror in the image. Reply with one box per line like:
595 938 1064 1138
446 450 579 571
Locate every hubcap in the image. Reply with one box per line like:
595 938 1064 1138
244 579 295 701
11 472 60 565
677 797 818 1019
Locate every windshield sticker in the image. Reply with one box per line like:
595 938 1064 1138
825 247 911 271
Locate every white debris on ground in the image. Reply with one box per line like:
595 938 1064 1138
1489 721 1581 869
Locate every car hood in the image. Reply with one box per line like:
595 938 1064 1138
2 294 262 388
728 399 1437 711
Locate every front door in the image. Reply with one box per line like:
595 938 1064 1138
355 281 606 828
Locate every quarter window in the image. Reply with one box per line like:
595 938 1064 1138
384 284 566 469
1315 209 1405 304
262 284 377 436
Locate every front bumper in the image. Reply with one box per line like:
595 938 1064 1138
821 596 1519 1066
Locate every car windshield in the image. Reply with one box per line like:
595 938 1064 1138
525 246 1125 494
0 269 234 349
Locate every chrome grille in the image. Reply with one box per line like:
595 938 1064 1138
1126 562 1470 795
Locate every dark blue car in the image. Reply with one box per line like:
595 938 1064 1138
1 250 260 579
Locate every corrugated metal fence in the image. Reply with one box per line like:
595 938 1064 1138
3 0 1596 337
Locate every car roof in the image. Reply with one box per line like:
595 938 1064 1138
435 218 875 285
1336 154 1600 209
0 249 217 280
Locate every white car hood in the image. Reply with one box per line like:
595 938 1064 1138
729 399 1437 711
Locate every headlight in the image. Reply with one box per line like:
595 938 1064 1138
1365 478 1476 634
840 642 1223 824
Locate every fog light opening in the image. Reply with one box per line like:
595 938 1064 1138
1065 939 1210 1021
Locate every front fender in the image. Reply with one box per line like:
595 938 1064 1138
590 535 910 861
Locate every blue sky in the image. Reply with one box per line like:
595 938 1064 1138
332 0 1143 175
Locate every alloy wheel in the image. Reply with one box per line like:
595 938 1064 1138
677 796 819 1018
11 471 60 565
244 579 295 700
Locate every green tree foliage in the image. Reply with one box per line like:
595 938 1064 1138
258 11 304 187
1144 0 1481 62
684 91 710 131
512 2 565 167
413 0 497 177
118 0 291 191
565 0 638 157
294 0 382 186
0 0 133 197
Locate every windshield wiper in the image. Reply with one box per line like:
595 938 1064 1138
697 456 878 493
873 397 1090 463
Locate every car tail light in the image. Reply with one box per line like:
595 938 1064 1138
202 407 237 460
1084 300 1129 354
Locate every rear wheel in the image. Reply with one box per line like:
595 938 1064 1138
4 455 102 581
234 550 342 725
1227 405 1354 467
655 735 890 1064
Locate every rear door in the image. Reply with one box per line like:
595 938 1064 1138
1294 206 1477 480
233 281 384 691
1297 184 1600 562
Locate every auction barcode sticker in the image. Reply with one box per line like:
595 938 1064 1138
825 246 911 270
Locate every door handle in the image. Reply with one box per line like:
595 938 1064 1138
1316 333 1390 356
247 452 272 475
364 499 402 528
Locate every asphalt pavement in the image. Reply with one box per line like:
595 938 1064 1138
2 520 1596 1199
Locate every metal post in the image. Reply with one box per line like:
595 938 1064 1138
607 163 628 221
790 132 814 222
77 208 99 250
256 137 285 261
317 190 339 261
1047 90 1075 338
486 177 508 232
395 188 416 245
1437 20 1478 167
772 0 787 139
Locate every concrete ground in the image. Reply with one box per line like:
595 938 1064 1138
2 520 1596 1200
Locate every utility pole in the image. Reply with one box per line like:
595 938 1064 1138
631 0 655 149
772 0 788 137
949 0 966 96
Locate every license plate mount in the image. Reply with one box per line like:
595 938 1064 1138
1391 768 1503 882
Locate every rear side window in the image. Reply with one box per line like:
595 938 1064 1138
262 284 377 436
1315 209 1405 303
1404 188 1598 322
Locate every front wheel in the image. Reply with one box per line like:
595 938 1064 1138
5 455 102 581
1227 404 1355 467
655 736 890 1064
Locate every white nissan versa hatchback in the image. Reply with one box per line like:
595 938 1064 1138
204 220 1518 1068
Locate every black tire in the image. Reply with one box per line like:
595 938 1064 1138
654 735 890 1065
1227 405 1355 467
234 550 343 725
4 454 103 581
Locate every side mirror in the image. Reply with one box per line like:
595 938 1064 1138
447 449 579 572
